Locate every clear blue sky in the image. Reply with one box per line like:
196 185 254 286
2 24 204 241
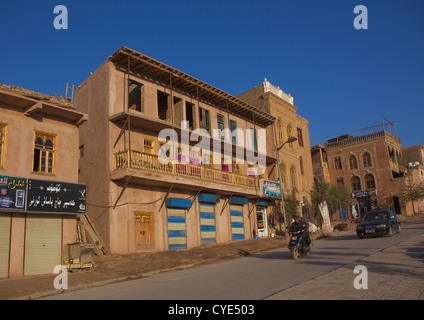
1 0 423 147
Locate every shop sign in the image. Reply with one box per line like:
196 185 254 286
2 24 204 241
351 190 377 198
0 175 27 211
26 179 86 214
261 180 282 199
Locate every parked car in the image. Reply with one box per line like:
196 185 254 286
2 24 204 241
356 210 401 239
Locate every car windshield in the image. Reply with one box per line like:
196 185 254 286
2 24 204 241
362 211 389 222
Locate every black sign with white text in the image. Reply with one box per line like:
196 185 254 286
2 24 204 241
26 179 86 214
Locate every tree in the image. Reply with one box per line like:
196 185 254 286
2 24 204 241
328 183 351 221
284 188 299 223
311 179 331 226
401 180 424 215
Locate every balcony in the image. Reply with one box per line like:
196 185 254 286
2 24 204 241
112 150 260 193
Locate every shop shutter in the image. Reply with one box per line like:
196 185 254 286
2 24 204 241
199 203 216 245
0 214 11 278
230 204 244 240
167 208 187 250
24 214 62 276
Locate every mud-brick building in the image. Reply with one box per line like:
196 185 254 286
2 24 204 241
312 120 406 220
0 83 87 278
76 46 312 255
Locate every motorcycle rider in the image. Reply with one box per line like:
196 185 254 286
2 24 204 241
290 213 312 247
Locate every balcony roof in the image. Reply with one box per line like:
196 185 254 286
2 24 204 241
108 46 275 128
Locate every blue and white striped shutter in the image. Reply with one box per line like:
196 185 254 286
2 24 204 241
199 203 216 245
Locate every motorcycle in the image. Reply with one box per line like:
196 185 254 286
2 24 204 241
288 230 311 260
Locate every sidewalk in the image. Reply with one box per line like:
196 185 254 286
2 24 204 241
266 232 424 300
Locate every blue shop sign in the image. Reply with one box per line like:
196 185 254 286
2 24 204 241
262 180 282 199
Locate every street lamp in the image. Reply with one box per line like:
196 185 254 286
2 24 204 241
275 136 297 239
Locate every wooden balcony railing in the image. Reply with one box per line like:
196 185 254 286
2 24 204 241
113 150 259 189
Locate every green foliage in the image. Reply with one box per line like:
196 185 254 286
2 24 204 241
311 179 351 223
284 188 299 222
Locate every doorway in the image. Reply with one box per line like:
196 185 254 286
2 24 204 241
135 213 153 252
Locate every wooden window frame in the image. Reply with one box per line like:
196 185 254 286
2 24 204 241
0 124 7 169
32 131 57 175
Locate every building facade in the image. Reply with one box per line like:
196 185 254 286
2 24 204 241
237 79 314 221
75 47 313 255
0 83 87 278
312 121 406 220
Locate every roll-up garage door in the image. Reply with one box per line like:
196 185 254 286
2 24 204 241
0 214 11 278
230 204 244 240
24 214 62 276
167 208 187 251
199 203 216 245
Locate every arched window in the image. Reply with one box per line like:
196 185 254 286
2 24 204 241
279 162 286 188
365 174 375 190
290 166 296 188
287 125 294 148
351 176 361 192
276 119 283 145
363 152 372 168
349 155 358 170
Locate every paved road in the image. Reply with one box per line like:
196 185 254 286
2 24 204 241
43 221 424 300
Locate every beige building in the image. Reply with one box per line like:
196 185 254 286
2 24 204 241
237 79 314 221
75 46 314 255
0 83 87 278
312 121 406 220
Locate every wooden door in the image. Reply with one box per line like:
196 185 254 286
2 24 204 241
135 213 153 252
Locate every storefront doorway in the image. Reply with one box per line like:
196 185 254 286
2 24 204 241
256 207 268 238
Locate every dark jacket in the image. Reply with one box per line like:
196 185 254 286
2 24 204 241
289 220 308 234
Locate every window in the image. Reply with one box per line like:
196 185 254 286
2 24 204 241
351 176 361 192
230 120 237 144
33 132 55 174
297 127 304 147
334 157 342 170
157 91 170 121
290 166 296 188
199 108 210 133
287 125 294 148
276 119 283 144
128 80 144 112
0 124 6 168
365 174 375 190
185 102 195 130
299 156 304 175
349 155 358 170
363 152 372 168
336 178 344 185
143 139 154 154
279 163 286 187
250 128 258 151
217 114 225 140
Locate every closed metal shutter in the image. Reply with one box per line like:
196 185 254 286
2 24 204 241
199 203 216 245
230 204 244 240
0 214 11 278
167 208 187 250
24 214 62 276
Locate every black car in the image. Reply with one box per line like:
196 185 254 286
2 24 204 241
356 210 401 239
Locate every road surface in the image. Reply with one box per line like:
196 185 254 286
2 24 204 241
43 221 424 300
